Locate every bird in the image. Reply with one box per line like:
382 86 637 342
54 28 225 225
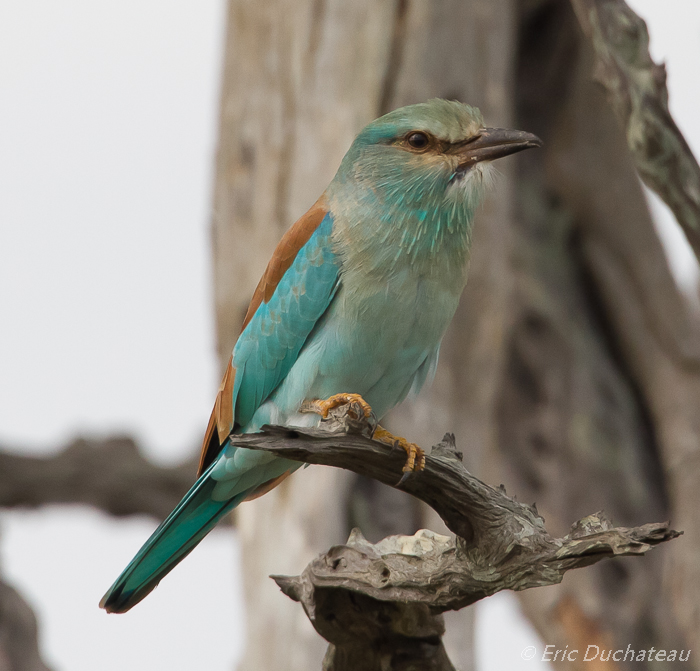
100 98 541 613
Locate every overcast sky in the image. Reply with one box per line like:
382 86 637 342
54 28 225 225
0 2 697 670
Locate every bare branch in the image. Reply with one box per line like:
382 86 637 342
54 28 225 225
0 436 197 520
0 576 52 671
0 440 201 671
570 0 700 261
274 516 677 614
231 409 680 669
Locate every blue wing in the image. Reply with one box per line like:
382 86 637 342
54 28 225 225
232 210 340 428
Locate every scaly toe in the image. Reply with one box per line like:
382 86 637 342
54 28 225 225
401 442 425 473
301 393 373 420
373 426 425 474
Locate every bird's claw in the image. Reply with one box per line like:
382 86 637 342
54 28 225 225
301 399 425 478
400 439 426 473
397 469 414 487
301 393 373 421
373 427 426 478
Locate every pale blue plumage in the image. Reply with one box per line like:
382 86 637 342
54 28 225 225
100 99 540 613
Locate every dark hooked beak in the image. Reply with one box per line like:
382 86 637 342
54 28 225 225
452 127 542 169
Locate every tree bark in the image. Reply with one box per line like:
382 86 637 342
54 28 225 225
567 0 700 653
569 0 700 261
506 0 700 664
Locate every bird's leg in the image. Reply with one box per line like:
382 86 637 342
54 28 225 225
302 394 425 475
301 393 373 420
373 426 426 474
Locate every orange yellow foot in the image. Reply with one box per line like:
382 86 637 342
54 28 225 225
373 426 426 473
301 393 373 420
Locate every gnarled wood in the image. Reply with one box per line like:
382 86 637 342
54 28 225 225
570 0 700 261
230 413 679 670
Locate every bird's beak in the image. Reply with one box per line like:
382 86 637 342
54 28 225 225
452 127 542 169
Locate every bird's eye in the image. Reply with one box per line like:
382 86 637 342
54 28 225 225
406 132 429 150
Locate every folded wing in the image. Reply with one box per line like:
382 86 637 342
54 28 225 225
197 195 339 475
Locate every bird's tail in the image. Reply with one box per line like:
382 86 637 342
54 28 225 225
99 461 247 614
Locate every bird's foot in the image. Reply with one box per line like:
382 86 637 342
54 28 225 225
301 393 373 421
373 426 426 476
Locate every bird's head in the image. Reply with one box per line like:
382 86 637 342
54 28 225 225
331 99 541 217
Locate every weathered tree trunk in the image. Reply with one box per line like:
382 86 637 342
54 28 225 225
212 2 402 668
505 1 700 666
212 1 515 668
211 0 699 669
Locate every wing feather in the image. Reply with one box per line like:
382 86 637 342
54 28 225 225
241 196 330 330
197 355 236 476
196 196 338 476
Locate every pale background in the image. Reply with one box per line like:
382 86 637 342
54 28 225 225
0 1 697 669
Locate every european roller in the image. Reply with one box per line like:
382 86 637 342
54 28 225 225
100 99 540 613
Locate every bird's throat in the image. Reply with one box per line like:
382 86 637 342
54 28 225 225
329 188 475 288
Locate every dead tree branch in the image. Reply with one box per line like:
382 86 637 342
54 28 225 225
0 576 52 671
0 436 196 520
570 0 700 261
231 408 680 670
0 437 199 671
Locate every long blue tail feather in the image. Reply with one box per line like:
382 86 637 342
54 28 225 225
99 460 248 614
